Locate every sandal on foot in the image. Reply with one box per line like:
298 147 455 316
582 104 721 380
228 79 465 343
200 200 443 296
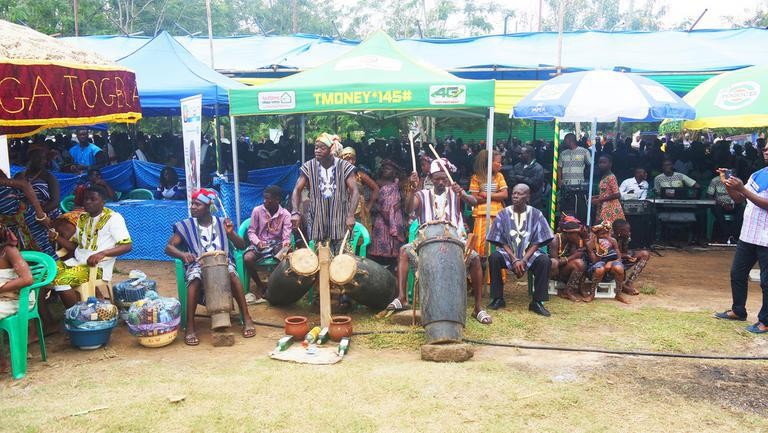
714 310 747 321
184 333 200 346
746 322 768 334
385 298 408 311
242 326 256 338
476 310 492 325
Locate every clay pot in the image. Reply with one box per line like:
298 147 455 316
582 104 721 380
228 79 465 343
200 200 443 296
329 315 352 342
284 316 309 340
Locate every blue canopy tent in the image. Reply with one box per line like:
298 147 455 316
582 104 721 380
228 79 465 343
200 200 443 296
117 31 246 116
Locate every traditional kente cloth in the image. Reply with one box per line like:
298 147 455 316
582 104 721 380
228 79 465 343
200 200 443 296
300 157 355 242
173 216 235 285
0 186 55 258
486 205 553 270
28 176 62 220
55 207 131 287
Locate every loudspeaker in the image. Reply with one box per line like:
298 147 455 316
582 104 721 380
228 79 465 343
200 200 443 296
626 214 653 249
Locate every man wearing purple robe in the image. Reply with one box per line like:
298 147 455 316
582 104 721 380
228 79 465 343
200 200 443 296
487 183 554 316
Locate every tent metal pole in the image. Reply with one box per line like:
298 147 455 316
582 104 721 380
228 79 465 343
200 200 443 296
484 106 495 245
483 106 495 297
214 101 221 173
300 114 306 163
230 115 241 226
585 119 597 226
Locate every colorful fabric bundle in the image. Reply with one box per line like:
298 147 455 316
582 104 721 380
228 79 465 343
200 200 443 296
126 290 181 337
65 297 118 330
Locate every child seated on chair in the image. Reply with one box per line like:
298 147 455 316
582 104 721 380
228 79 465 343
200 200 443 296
243 185 292 302
49 185 132 308
585 221 628 304
0 224 34 373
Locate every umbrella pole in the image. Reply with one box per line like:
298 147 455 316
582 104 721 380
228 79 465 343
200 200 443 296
230 115 241 226
483 107 495 298
550 120 560 230
585 119 598 226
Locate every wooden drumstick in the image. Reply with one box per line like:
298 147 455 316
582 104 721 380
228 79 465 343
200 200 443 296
296 227 309 248
408 131 417 174
339 229 350 256
428 143 454 184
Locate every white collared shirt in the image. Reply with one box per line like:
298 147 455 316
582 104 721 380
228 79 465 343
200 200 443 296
619 177 648 200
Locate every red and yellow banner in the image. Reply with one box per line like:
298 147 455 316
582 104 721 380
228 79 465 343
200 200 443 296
0 61 142 137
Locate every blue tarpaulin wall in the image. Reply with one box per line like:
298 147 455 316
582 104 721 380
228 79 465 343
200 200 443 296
10 161 301 261
219 163 300 223
9 160 300 217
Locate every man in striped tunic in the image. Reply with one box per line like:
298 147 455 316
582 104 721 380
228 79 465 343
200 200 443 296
291 133 359 251
388 159 492 325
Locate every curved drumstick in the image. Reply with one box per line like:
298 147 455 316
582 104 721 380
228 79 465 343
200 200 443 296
339 229 350 256
427 143 454 184
295 226 309 248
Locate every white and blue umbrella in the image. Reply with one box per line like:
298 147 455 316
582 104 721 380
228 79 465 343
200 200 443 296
513 70 695 122
512 70 695 224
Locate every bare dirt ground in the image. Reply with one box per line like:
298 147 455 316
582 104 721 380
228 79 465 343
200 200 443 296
2 249 768 432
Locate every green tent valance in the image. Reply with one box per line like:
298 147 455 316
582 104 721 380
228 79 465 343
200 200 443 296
228 31 495 116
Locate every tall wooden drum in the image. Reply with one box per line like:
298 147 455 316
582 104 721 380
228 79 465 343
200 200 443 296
416 222 467 343
199 250 232 330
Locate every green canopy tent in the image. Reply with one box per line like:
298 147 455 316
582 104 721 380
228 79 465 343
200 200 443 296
228 30 496 226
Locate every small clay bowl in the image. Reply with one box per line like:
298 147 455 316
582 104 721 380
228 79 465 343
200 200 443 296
284 316 309 341
328 315 352 342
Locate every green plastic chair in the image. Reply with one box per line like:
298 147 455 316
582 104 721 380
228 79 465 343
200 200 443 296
124 188 154 200
307 222 370 257
60 194 76 213
0 251 56 380
237 218 295 294
175 238 246 330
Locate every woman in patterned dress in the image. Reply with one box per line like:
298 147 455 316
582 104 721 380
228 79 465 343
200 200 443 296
592 154 625 224
369 160 405 268
469 150 507 256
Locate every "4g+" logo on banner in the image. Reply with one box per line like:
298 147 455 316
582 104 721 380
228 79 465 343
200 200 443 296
429 85 466 105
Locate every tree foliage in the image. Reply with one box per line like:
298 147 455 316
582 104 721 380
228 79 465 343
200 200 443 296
541 0 667 32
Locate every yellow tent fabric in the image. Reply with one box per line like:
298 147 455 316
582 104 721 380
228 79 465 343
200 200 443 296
493 80 541 115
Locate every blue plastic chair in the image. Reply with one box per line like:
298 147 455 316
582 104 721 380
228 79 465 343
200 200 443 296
0 251 56 380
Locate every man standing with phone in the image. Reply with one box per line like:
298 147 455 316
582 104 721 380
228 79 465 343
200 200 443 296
715 145 768 333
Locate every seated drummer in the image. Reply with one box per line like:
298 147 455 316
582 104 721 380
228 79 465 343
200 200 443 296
243 185 292 302
611 219 650 296
50 185 132 309
389 158 492 325
164 188 255 346
487 183 554 316
549 215 587 302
